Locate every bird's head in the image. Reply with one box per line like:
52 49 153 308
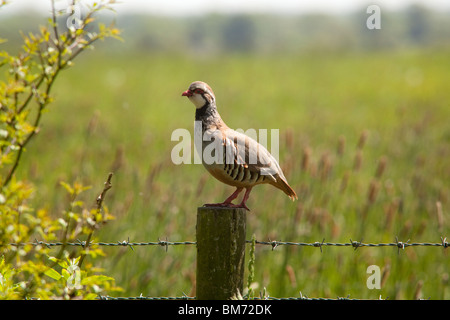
182 81 215 108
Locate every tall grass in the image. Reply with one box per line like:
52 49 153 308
17 49 449 299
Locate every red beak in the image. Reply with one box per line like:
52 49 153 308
182 90 193 97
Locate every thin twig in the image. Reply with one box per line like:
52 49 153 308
77 172 114 268
96 172 113 211
50 0 62 68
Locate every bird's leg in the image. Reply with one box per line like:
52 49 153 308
204 187 243 208
237 187 252 211
222 187 244 204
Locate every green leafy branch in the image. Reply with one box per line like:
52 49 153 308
0 0 122 300
0 0 121 188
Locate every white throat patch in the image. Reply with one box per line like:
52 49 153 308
189 94 208 108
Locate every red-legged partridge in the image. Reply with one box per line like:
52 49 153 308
182 81 297 211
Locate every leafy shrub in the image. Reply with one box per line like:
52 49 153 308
0 0 121 299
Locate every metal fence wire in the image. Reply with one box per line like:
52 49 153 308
8 236 448 252
95 294 371 301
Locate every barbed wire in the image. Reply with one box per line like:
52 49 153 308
253 236 449 253
97 294 195 300
5 236 448 253
4 238 196 252
96 293 385 301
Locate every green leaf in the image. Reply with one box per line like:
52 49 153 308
44 268 61 281
60 181 74 195
84 293 98 300
48 256 68 269
81 275 114 286
61 268 70 281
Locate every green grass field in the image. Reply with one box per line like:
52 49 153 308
17 48 449 299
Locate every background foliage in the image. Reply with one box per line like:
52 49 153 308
1 1 449 299
0 0 121 299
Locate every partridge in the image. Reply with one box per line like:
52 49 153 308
182 81 297 210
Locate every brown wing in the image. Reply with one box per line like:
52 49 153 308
221 129 297 200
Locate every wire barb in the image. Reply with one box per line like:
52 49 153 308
350 238 363 251
441 237 448 249
395 237 410 254
117 237 134 251
269 238 278 251
313 238 325 253
158 237 169 252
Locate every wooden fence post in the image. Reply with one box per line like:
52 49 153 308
196 206 247 300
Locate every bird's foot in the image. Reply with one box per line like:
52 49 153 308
238 203 250 211
204 202 250 211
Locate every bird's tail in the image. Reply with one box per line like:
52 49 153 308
272 176 298 201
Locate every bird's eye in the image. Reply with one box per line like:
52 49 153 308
194 89 204 94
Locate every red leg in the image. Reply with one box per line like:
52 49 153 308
237 187 252 211
223 187 244 204
204 187 243 208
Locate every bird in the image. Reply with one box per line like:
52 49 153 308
182 81 297 211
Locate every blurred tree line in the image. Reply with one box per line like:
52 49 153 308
1 4 449 55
